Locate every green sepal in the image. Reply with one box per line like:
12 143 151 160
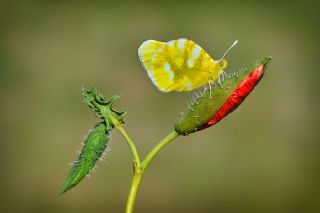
60 122 110 195
81 87 127 131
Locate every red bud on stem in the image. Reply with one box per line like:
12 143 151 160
175 57 271 135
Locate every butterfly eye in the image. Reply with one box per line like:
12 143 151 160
219 59 228 69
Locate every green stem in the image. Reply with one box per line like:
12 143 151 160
125 166 142 213
125 130 179 213
141 131 179 171
110 116 141 167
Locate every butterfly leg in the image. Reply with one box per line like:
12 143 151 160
217 74 224 90
223 71 231 79
217 70 229 89
206 81 213 99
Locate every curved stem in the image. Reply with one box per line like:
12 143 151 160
125 168 143 213
141 130 179 171
110 116 141 167
125 130 179 213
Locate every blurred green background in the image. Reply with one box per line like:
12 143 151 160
1 1 319 212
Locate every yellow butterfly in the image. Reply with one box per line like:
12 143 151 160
138 38 237 93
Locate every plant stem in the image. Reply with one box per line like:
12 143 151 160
125 130 179 213
125 166 143 213
141 130 179 171
110 116 141 167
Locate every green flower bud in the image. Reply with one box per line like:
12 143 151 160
60 122 110 194
60 87 126 194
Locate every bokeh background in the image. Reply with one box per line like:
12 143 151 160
1 1 319 212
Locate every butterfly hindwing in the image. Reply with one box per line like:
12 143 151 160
138 40 172 91
138 38 220 92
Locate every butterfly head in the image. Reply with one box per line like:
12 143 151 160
217 59 228 69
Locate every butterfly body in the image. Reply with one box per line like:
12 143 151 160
138 38 228 92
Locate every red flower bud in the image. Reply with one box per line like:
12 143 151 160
175 57 271 135
203 64 264 128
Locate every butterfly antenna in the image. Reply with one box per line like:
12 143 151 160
217 40 238 62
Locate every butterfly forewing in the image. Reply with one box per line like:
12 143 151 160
138 38 219 92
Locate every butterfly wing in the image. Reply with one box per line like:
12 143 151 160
138 38 220 92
